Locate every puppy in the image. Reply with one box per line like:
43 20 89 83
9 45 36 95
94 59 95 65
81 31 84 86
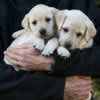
55 10 97 100
55 10 96 58
4 4 59 71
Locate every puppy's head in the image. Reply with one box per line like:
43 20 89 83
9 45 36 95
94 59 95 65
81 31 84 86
22 4 58 39
55 10 96 49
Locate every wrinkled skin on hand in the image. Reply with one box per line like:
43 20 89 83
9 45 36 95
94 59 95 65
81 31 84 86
64 76 92 100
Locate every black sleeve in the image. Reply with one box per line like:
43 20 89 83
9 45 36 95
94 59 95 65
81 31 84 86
52 0 100 78
0 0 9 60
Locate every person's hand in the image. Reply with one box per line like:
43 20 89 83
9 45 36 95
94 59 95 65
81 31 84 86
4 45 54 71
64 76 92 100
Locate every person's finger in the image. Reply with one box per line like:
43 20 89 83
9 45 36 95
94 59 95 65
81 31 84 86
77 76 92 80
4 51 24 62
71 84 92 97
6 57 32 71
5 51 34 66
5 47 39 56
14 44 41 54
64 79 92 94
64 86 91 93
65 80 92 89
66 76 92 82
6 48 25 56
5 50 31 65
73 86 92 92
5 53 45 70
65 83 92 93
75 91 90 97
5 56 22 66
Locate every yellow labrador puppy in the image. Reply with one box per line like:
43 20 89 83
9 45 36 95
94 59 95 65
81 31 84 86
4 4 59 71
55 10 96 58
55 10 96 100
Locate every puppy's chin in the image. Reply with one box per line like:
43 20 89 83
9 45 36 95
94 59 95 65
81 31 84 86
69 45 87 50
40 35 50 39
79 39 93 49
40 34 54 39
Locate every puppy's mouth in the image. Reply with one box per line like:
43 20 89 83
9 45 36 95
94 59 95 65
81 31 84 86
64 43 72 49
40 34 49 39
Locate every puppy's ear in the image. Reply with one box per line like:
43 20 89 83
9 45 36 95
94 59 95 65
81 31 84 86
85 22 97 42
50 7 59 15
80 22 97 49
55 10 68 31
21 14 31 31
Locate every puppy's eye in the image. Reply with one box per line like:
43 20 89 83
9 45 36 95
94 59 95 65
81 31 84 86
32 20 37 25
63 28 69 32
45 17 51 22
76 32 82 37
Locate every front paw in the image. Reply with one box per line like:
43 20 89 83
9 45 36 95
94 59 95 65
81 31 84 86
42 47 54 56
57 47 71 58
33 39 45 51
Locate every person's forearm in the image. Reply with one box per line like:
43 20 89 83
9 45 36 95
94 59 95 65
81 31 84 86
51 45 100 78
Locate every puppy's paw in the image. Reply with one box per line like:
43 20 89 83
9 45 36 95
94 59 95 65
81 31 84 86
12 30 25 38
42 46 55 56
33 39 45 51
57 47 71 58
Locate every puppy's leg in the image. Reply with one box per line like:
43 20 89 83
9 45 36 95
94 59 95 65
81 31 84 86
57 46 71 58
12 29 26 38
42 38 59 56
33 38 45 51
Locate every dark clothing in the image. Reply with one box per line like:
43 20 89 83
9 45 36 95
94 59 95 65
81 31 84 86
0 0 100 99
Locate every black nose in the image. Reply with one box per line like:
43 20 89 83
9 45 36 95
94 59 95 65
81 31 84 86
65 43 71 48
40 29 46 36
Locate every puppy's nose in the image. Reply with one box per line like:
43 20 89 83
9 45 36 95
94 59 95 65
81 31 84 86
40 29 46 36
65 43 71 49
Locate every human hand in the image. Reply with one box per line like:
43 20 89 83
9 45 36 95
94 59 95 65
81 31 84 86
64 76 92 100
4 45 54 71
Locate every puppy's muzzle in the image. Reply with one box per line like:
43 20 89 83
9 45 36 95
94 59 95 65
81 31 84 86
40 28 47 37
65 43 72 49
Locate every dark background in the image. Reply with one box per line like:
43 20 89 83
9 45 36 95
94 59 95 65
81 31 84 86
96 0 100 7
93 0 100 99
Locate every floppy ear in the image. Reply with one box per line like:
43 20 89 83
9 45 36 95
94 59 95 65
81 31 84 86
21 14 31 31
79 22 97 49
55 10 68 31
50 7 59 15
85 22 97 42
